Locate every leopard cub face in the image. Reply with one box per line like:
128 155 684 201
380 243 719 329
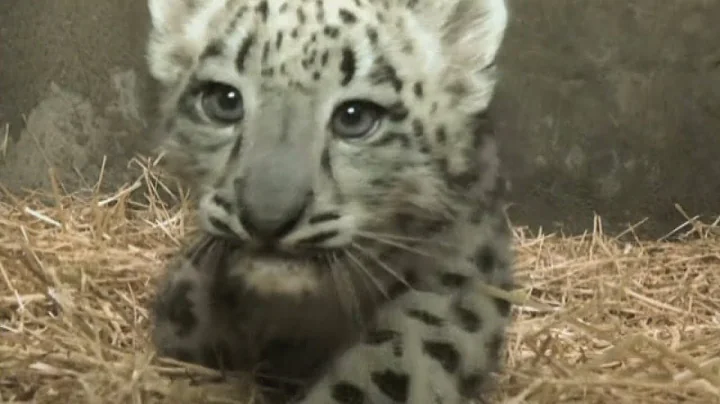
147 0 508 298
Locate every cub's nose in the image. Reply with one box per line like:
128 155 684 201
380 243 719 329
234 142 314 242
239 195 309 241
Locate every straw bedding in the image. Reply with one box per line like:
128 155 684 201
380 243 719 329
1 159 719 403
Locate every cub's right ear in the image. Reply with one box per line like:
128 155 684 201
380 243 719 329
146 0 196 84
147 0 228 84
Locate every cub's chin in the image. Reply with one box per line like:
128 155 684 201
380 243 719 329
192 233 334 298
232 253 324 298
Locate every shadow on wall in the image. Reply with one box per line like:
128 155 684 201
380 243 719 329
492 0 720 236
1 0 719 238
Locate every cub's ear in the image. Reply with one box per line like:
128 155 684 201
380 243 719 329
146 0 225 84
410 0 508 74
148 0 193 35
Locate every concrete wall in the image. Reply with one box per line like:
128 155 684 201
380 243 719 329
2 0 718 237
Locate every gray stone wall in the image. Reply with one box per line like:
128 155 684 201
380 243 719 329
1 0 718 237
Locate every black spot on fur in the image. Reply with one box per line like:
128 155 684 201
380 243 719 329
454 304 482 332
371 370 409 402
474 245 496 274
332 382 365 404
423 340 460 373
440 272 468 288
339 47 356 86
406 309 444 327
256 0 269 22
386 281 410 299
236 34 256 72
296 7 306 23
412 120 424 139
404 270 418 285
366 27 378 45
262 41 270 63
201 41 224 59
321 50 329 66
458 373 485 398
435 126 447 144
165 280 196 336
494 297 512 317
365 329 400 345
338 8 358 24
276 31 284 49
324 26 341 38
315 0 325 21
413 82 423 98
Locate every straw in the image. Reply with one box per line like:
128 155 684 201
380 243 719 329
1 156 718 403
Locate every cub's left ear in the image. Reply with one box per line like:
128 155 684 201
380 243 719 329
447 0 508 71
411 0 508 75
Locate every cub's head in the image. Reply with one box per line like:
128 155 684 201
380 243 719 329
147 0 507 271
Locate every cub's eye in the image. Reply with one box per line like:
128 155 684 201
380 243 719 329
200 82 244 124
330 100 385 140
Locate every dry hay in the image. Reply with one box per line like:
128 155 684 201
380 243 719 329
1 160 719 404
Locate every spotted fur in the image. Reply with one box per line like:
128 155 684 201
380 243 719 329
147 0 514 402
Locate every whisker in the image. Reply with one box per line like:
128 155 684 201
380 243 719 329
357 230 454 247
185 234 228 267
328 252 362 323
351 243 412 290
340 250 383 314
355 233 439 259
344 249 389 300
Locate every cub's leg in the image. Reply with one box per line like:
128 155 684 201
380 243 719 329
295 288 512 404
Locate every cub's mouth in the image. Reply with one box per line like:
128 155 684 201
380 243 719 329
185 231 336 298
236 253 325 298
198 236 332 298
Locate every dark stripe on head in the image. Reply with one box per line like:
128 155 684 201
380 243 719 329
339 46 356 86
236 34 256 72
201 41 224 60
256 1 269 22
368 57 403 92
